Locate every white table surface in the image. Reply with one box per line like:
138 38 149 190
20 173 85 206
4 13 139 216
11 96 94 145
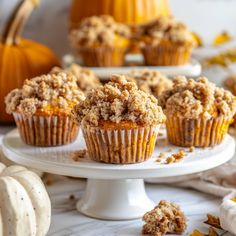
0 126 233 236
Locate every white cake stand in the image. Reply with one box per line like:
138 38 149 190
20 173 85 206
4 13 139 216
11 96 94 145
2 129 235 220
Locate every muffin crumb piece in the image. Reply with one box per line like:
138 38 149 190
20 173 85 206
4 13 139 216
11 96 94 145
72 149 87 161
142 200 186 236
69 194 76 200
189 146 195 152
165 150 186 164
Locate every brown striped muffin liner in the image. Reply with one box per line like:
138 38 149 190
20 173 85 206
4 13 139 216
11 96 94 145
141 44 192 66
13 112 79 146
166 115 232 147
77 47 127 67
82 123 161 164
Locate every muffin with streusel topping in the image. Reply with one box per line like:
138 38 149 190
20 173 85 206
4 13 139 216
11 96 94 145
73 75 166 164
70 15 131 67
128 70 172 98
5 72 85 146
51 64 101 93
159 76 236 147
138 16 195 66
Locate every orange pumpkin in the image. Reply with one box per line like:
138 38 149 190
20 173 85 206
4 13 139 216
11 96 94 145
69 0 170 29
0 0 61 123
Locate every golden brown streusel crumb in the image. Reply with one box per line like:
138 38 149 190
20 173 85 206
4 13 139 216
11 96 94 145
158 152 165 158
70 15 130 48
165 150 186 164
5 72 85 116
142 200 186 236
189 146 195 152
127 70 172 98
69 194 76 200
159 76 236 118
138 16 195 46
51 64 101 93
72 149 87 161
73 75 166 126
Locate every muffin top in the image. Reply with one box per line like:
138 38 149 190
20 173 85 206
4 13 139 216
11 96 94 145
51 64 101 93
159 76 236 119
139 16 195 46
128 70 172 98
73 75 166 126
5 72 85 116
224 74 236 95
70 15 131 48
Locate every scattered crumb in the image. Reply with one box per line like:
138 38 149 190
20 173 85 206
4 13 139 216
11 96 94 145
158 132 164 137
156 159 162 163
42 174 54 186
69 194 75 200
156 153 165 163
72 149 87 161
189 146 195 152
167 148 173 152
166 156 175 164
165 150 186 164
142 200 186 236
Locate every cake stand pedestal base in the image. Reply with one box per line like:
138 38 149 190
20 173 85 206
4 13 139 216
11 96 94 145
76 179 154 220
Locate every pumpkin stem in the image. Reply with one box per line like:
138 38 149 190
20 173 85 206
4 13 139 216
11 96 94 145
2 0 39 45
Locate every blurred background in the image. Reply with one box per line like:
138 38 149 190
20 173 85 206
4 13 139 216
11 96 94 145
1 0 236 57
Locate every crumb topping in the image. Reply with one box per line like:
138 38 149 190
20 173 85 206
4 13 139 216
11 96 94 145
70 15 131 48
159 76 236 118
51 64 101 92
223 74 236 95
5 72 85 116
73 75 166 126
128 70 172 98
139 16 195 46
142 200 186 236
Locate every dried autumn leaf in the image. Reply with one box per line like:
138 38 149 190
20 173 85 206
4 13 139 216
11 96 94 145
191 32 203 47
231 197 236 203
213 31 233 46
208 227 219 236
204 214 222 229
190 229 206 236
204 48 236 67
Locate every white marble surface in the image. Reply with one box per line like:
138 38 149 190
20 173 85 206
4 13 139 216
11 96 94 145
47 177 231 236
0 126 233 236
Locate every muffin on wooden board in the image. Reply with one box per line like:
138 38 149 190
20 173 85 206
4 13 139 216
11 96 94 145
5 72 85 146
70 15 131 67
73 74 166 164
159 76 236 147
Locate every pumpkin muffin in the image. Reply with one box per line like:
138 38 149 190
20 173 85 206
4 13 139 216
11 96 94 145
51 64 101 93
223 74 236 126
159 76 236 147
73 74 166 164
70 15 131 67
138 16 195 66
5 72 85 146
128 69 172 98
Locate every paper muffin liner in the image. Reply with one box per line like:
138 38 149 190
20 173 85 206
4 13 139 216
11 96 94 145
166 115 232 147
141 43 192 66
13 112 79 146
82 123 160 164
77 47 128 67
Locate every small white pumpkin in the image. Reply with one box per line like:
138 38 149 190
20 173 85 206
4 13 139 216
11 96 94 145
0 163 51 236
219 191 236 235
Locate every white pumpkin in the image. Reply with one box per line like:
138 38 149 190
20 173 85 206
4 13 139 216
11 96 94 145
0 163 51 236
219 191 236 235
